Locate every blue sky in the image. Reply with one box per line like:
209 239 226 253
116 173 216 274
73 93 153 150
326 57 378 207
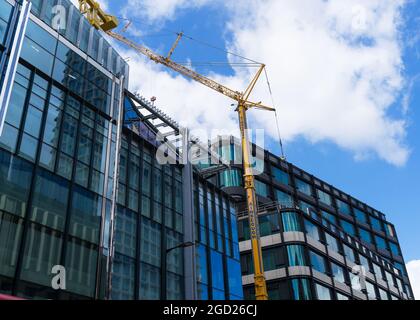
99 0 419 291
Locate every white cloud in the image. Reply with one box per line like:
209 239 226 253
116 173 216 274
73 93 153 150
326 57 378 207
407 260 420 300
120 0 212 22
119 0 410 166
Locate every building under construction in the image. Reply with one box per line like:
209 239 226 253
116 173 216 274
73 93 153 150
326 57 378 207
0 0 414 300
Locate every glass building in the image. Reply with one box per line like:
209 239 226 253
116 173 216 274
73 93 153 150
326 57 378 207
210 136 414 300
0 0 243 300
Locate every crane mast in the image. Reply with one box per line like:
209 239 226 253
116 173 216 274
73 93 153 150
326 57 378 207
79 0 273 300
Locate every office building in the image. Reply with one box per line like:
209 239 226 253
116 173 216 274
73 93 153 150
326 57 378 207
210 136 414 300
0 0 243 300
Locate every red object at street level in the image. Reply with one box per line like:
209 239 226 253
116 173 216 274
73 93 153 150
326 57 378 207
0 294 24 300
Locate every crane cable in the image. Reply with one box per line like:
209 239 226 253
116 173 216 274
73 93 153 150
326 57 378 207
264 68 286 161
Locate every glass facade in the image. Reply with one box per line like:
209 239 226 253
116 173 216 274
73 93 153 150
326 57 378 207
0 0 242 301
216 139 413 300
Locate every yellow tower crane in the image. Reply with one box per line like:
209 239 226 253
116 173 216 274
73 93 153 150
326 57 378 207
79 0 276 300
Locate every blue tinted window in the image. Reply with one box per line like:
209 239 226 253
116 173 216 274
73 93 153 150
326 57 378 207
325 233 340 253
341 220 355 236
111 254 135 300
310 251 327 273
331 263 346 283
5 82 28 128
359 228 373 244
291 278 312 300
375 236 387 250
343 244 355 262
275 189 293 207
295 179 312 196
317 189 332 206
114 207 137 258
254 180 269 197
210 250 224 291
227 258 243 299
196 245 208 285
30 169 69 231
0 0 12 22
260 213 281 236
272 167 289 185
0 150 33 217
370 217 383 232
21 38 54 75
336 199 351 215
0 123 19 152
389 242 401 256
282 211 301 232
69 187 102 244
304 219 321 241
25 20 57 53
287 245 306 266
354 209 368 224
322 211 337 225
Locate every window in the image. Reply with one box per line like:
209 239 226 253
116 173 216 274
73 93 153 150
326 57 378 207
291 278 312 300
0 211 23 277
140 263 161 300
272 167 289 185
337 293 349 300
287 245 306 267
336 199 351 215
275 189 293 207
304 219 321 242
343 244 355 262
69 187 102 244
282 211 301 232
370 217 383 232
140 218 161 267
295 178 312 196
331 262 346 283
354 209 368 224
114 207 137 258
310 251 327 274
111 254 135 300
0 151 33 217
385 223 395 238
267 281 290 300
211 250 225 291
167 272 183 300
359 255 370 272
254 180 269 197
30 169 69 231
359 228 373 244
262 247 286 271
375 236 387 251
373 263 384 280
379 288 389 300
325 233 340 253
65 238 98 298
389 242 401 256
317 189 332 206
196 245 208 285
259 213 281 237
322 211 337 225
341 220 355 236
315 283 332 300
227 258 244 299
20 224 62 287
299 201 314 215
385 271 396 288
366 281 377 300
